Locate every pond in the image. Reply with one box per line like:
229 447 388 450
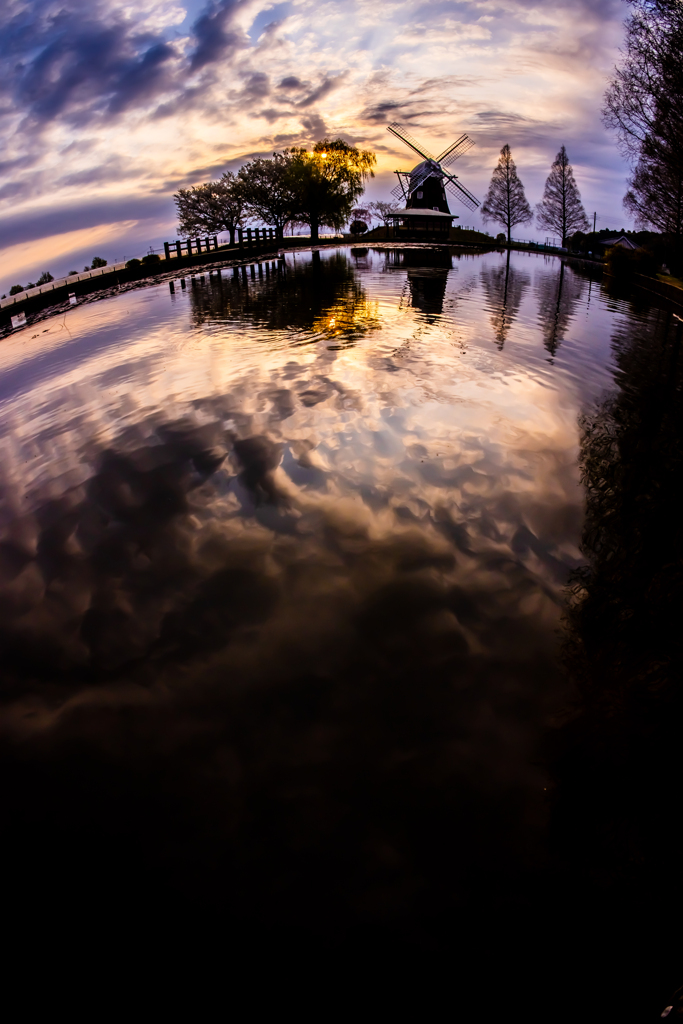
0 246 679 1010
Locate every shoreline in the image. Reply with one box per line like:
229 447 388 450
0 239 495 335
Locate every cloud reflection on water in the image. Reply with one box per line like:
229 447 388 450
0 247 615 958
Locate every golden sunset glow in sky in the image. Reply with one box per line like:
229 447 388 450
1 0 630 291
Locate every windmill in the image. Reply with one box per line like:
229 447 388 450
387 123 479 213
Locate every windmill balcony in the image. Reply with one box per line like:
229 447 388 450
386 207 456 240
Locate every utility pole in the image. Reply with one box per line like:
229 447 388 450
593 211 596 234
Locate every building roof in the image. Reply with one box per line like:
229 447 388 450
387 208 456 220
600 235 640 250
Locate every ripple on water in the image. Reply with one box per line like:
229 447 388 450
0 245 666 967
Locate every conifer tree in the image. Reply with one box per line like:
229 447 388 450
536 146 589 246
481 144 532 243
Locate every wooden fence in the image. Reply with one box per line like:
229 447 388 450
161 227 279 261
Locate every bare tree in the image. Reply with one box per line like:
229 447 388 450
367 201 398 226
536 146 589 246
603 0 683 237
480 144 532 244
602 1 683 160
174 173 243 246
624 148 683 236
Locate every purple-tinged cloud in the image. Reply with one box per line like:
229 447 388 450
189 0 245 71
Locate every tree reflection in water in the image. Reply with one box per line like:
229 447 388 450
188 250 381 347
554 303 683 1009
535 258 584 358
480 250 531 349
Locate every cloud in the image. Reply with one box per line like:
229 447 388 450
0 219 140 289
189 0 247 71
359 100 432 125
279 76 304 90
0 0 634 279
3 4 179 128
57 157 139 188
300 113 328 137
0 195 172 249
296 74 346 109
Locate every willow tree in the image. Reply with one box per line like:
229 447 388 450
480 144 532 243
536 146 589 246
286 139 376 243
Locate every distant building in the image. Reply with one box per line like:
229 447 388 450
600 235 641 250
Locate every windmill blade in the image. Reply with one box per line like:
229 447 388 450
391 171 412 201
407 165 435 194
444 177 479 211
387 123 436 163
443 173 480 211
438 135 475 168
436 134 468 163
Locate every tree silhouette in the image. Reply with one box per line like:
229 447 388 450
367 201 397 226
536 146 589 246
174 174 244 246
285 139 376 243
624 148 683 236
236 154 298 242
603 0 683 238
481 144 532 243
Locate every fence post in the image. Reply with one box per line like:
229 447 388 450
204 237 210 253
246 228 252 249
175 241 182 258
254 228 260 246
238 229 244 250
164 242 170 260
196 238 202 254
213 235 218 250
186 239 192 257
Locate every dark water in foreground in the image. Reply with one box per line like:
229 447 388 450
0 247 680 1011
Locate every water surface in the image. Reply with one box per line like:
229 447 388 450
0 246 676 1005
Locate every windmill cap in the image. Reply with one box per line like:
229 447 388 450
410 160 441 179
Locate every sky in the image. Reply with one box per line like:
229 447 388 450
0 0 633 292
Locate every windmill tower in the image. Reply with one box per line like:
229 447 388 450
385 123 479 239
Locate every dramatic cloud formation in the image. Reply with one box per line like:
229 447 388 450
0 0 630 289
